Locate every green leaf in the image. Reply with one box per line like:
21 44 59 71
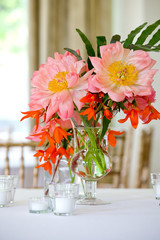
102 94 109 104
87 57 94 70
127 44 160 52
136 19 160 45
76 29 95 56
96 36 107 57
117 102 127 110
64 48 82 61
123 22 147 48
100 116 110 142
110 34 121 43
148 29 160 46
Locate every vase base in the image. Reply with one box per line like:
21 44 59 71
76 197 111 205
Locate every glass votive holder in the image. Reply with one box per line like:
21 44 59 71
52 183 79 216
29 197 53 214
151 173 160 203
10 175 18 203
0 176 13 207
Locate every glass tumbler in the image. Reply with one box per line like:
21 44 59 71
151 173 160 204
10 175 18 203
0 176 13 207
53 183 79 216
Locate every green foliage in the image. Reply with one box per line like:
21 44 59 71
100 116 110 143
123 20 160 52
110 34 121 43
96 36 107 57
76 29 95 70
76 29 95 57
148 29 160 46
64 48 82 61
123 22 148 48
135 19 160 45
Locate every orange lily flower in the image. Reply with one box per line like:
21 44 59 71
51 147 70 179
80 107 96 120
118 109 139 129
53 127 71 144
77 171 86 178
80 93 97 103
20 109 43 131
67 147 74 156
34 150 45 162
56 147 70 160
31 130 55 147
104 109 113 120
45 146 57 164
80 93 102 102
141 105 160 124
36 161 52 175
34 146 57 163
67 147 74 165
108 130 124 147
80 92 103 104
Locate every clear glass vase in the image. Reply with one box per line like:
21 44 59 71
71 127 112 205
44 158 72 196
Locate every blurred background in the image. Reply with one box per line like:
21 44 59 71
0 0 160 188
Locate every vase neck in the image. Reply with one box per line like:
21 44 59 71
85 180 97 199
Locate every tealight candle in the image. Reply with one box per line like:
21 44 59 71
29 197 52 213
54 197 76 215
0 190 11 207
51 183 79 216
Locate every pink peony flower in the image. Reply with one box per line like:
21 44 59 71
29 51 93 121
88 42 158 102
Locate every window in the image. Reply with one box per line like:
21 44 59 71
0 0 29 140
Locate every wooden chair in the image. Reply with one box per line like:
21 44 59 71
0 141 40 188
98 129 133 188
136 128 153 188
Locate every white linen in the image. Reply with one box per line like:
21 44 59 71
0 188 159 240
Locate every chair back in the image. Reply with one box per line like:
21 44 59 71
136 128 153 188
0 141 40 188
98 129 133 188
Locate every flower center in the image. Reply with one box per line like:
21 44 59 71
48 71 68 92
107 61 138 86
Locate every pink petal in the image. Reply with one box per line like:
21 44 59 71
72 89 87 110
108 90 125 102
67 72 79 88
89 57 103 72
58 91 74 120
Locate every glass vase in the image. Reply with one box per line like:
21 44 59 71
44 158 71 196
71 127 112 205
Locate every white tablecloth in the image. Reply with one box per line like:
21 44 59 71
0 188 159 240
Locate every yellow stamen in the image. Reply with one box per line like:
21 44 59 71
107 61 138 86
48 71 68 92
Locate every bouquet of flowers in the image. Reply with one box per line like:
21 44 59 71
21 20 160 184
